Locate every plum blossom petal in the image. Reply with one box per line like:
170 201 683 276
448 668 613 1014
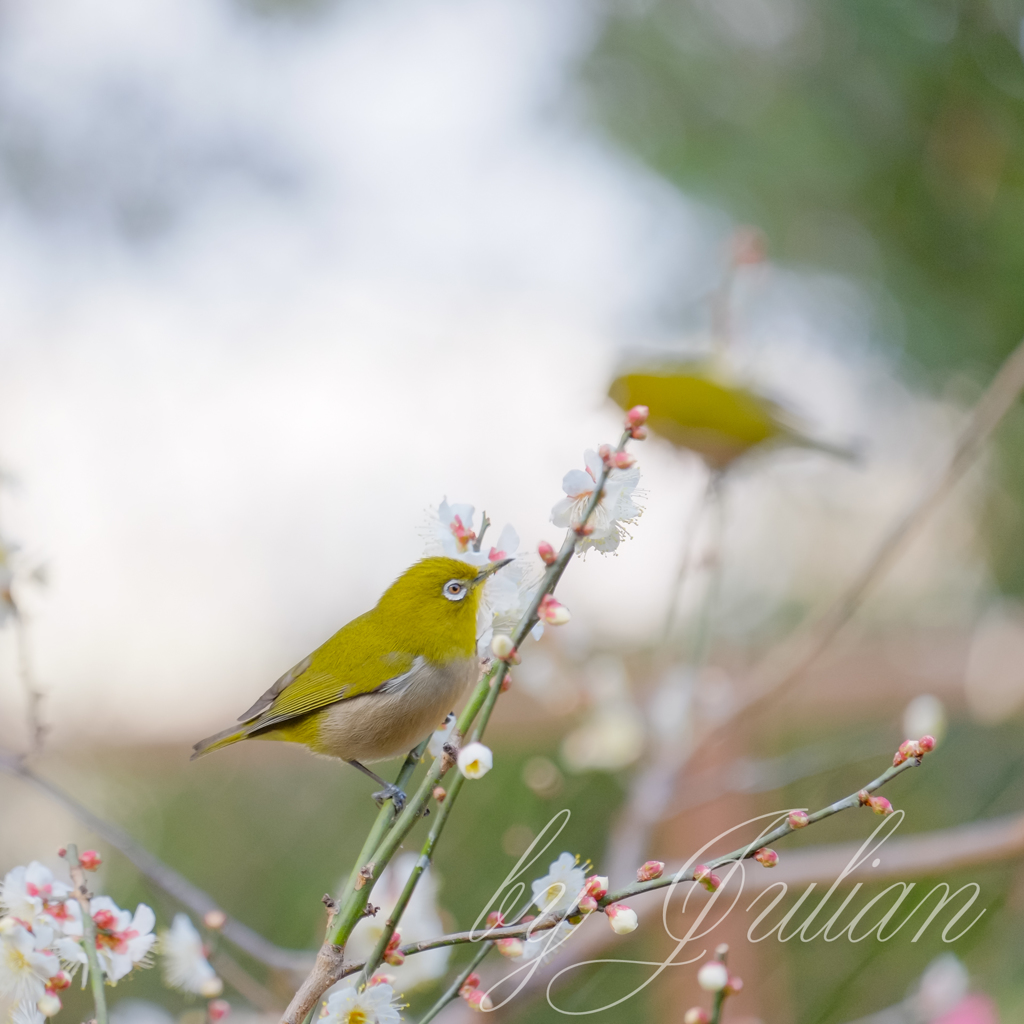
159 915 221 996
550 450 642 553
321 981 403 1024
89 896 156 983
0 924 61 1002
0 864 74 932
531 853 585 915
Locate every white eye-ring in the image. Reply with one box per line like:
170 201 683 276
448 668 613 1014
443 580 468 602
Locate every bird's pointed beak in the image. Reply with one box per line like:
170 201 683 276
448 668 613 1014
473 557 513 584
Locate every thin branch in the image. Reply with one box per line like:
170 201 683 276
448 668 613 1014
0 750 312 973
418 943 493 1024
65 843 109 1024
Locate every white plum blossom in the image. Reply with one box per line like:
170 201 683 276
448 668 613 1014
0 864 78 934
520 921 575 965
456 743 493 780
343 854 449 992
531 853 585 915
158 914 222 996
89 897 156 983
320 983 402 1024
551 450 642 553
0 923 61 1002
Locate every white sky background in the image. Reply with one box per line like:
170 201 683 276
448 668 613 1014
0 0 990 745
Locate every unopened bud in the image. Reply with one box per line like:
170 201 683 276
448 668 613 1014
432 786 447 803
919 734 936 753
626 405 649 428
486 911 505 929
893 750 907 767
726 975 744 996
538 594 571 625
495 937 524 959
683 1010 710 1024
462 989 493 1011
605 903 638 934
788 810 809 829
457 742 494 780
199 977 224 998
203 910 227 931
577 894 598 913
538 541 557 565
692 865 721 892
368 973 394 987
612 451 636 469
868 796 893 816
753 848 778 868
584 875 609 900
598 444 615 467
461 973 480 992
56 848 67 859
491 634 519 663
79 850 102 872
857 789 871 805
899 739 923 760
384 949 405 967
636 860 664 882
37 996 61 1019
207 1000 230 1023
696 961 729 992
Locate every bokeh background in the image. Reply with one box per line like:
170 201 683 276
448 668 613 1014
1 1 1023 1022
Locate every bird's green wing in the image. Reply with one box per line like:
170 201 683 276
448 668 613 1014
237 612 417 732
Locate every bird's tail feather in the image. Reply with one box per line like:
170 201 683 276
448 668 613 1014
191 724 251 760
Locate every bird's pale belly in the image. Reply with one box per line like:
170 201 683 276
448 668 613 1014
313 655 478 763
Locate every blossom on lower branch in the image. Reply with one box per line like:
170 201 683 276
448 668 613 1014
88 897 157 982
320 983 403 1024
531 853 585 916
159 914 222 996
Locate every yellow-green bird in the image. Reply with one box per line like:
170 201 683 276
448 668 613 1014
192 556 511 809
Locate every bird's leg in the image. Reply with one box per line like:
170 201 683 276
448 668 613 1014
347 760 407 812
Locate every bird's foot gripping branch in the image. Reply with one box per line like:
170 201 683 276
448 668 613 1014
280 407 650 1024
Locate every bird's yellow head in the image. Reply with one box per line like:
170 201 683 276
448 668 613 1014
375 556 512 661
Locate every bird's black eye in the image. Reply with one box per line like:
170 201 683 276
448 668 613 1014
443 580 468 601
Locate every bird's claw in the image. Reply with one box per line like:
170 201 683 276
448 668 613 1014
373 783 407 812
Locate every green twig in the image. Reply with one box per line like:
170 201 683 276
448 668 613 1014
417 943 493 1024
64 844 108 1024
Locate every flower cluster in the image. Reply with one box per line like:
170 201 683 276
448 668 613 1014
0 858 226 1024
893 734 937 767
319 982 403 1024
551 449 642 553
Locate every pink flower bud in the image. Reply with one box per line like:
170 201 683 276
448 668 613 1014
538 541 557 565
495 937 524 959
693 865 721 892
207 1001 230 1023
462 989 493 1011
683 1010 710 1024
538 593 571 625
584 875 609 900
899 739 923 760
919 734 936 752
577 894 598 913
636 860 664 882
605 903 638 934
490 634 519 663
598 444 615 468
626 405 649 428
384 949 405 966
788 810 809 829
753 848 778 868
630 425 648 440
612 451 636 469
56 848 66 859
368 973 395 987
857 789 871 805
726 975 744 996
893 750 907 767
487 911 505 929
868 796 893 815
203 910 227 931
461 973 480 992
79 850 102 872
432 786 446 802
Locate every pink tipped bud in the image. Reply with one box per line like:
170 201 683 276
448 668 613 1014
919 734 936 752
893 750 907 767
538 541 557 565
868 796 893 816
47 972 72 993
207 1001 231 1023
577 895 598 914
432 786 446 803
630 424 648 440
637 860 664 882
753 848 778 868
368 973 395 987
495 937 524 959
79 850 102 872
462 989 493 1012
788 810 810 829
486 911 505 929
203 910 227 931
626 405 649 428
384 949 405 967
605 903 638 934
899 739 923 760
693 865 721 892
538 593 571 625
584 875 609 900
490 634 519 663
683 1010 710 1024
56 848 67 859
598 444 615 468
726 975 744 996
461 973 481 992
857 789 871 805
612 451 636 469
